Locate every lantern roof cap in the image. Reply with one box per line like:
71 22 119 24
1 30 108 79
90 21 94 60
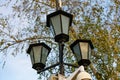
46 10 73 27
70 39 94 49
27 43 51 54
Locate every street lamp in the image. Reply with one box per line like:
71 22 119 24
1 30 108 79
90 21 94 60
27 1 94 79
47 10 73 42
27 43 51 73
70 39 94 66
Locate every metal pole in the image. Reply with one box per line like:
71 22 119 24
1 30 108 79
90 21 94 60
56 0 59 10
56 0 61 10
59 42 64 75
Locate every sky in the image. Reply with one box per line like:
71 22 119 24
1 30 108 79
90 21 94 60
0 1 40 80
0 53 39 80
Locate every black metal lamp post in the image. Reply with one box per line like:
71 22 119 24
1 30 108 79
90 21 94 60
27 4 94 76
27 43 51 73
70 39 94 66
27 10 73 75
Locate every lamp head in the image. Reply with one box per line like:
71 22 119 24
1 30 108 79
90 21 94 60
70 39 94 66
47 10 73 42
27 43 51 73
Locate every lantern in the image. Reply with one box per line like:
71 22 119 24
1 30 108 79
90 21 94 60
27 43 51 73
70 39 94 66
47 10 73 42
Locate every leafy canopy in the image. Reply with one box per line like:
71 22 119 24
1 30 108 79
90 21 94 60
0 0 120 79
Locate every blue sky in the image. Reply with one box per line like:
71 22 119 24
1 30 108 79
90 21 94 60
0 53 39 80
0 1 41 80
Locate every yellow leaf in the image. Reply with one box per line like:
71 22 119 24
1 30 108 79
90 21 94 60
35 0 39 2
50 0 56 3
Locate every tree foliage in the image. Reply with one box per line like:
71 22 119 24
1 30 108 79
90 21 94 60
0 0 120 79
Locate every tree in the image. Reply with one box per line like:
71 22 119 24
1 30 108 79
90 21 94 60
0 0 120 79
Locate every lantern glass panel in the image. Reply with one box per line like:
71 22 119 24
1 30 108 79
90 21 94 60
72 43 81 61
61 15 70 34
41 47 49 64
33 46 42 63
80 42 89 59
50 15 61 36
30 48 34 65
50 14 70 36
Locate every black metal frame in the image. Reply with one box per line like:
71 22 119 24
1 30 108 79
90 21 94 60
27 43 51 72
38 42 79 75
46 10 73 28
38 63 79 74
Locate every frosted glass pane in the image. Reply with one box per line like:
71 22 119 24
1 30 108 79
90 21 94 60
30 49 34 65
73 44 81 61
33 46 41 63
61 15 70 34
41 47 49 64
80 42 88 59
51 15 61 35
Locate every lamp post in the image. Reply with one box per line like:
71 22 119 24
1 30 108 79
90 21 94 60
27 0 94 78
27 10 94 74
